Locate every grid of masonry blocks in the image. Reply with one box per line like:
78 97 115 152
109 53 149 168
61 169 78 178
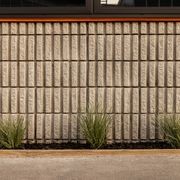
0 22 180 143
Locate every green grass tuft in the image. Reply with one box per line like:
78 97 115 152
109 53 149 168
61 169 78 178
80 107 111 149
0 117 25 149
155 114 180 148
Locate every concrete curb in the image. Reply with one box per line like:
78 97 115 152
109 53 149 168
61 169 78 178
0 150 179 158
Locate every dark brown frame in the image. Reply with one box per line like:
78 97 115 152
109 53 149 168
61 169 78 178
0 0 92 15
94 0 180 17
0 0 179 17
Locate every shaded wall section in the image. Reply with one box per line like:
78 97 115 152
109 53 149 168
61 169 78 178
0 22 180 143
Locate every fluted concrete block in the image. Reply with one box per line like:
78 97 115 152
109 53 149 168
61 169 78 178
167 35 174 60
124 114 130 140
27 35 35 60
11 62 18 86
36 62 44 87
123 23 130 34
80 88 86 112
167 62 174 86
115 35 122 60
140 35 148 60
167 88 174 113
54 35 61 60
124 35 131 60
54 88 61 113
71 88 78 113
115 62 122 86
62 36 70 60
28 62 35 86
115 114 122 140
158 35 165 60
132 62 138 86
158 88 165 113
71 62 78 86
2 62 9 86
62 62 69 87
37 88 44 113
89 88 96 109
27 114 35 140
45 62 52 87
106 88 113 113
149 35 157 60
149 88 156 113
62 114 69 140
88 35 96 60
54 62 61 87
2 88 9 113
71 114 78 140
2 36 9 60
80 62 87 86
132 114 139 140
124 62 130 87
115 88 122 113
45 114 52 140
158 22 165 34
45 88 52 113
132 88 139 113
45 36 52 60
124 88 131 113
97 23 104 34
71 35 78 60
106 62 113 86
11 88 18 113
140 114 147 140
167 22 174 34
36 35 44 60
149 114 155 140
106 35 113 60
132 35 139 60
140 62 147 86
80 36 87 60
54 114 61 140
89 62 96 86
149 62 156 86
2 23 9 34
36 114 43 140
98 62 104 86
176 88 180 113
149 22 156 34
10 36 18 60
19 88 26 113
28 88 35 113
115 22 122 34
141 88 147 113
19 36 27 60
97 88 105 111
97 35 105 60
63 88 70 113
176 35 180 60
158 62 165 87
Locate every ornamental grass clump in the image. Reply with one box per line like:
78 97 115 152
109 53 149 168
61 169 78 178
80 107 111 149
155 114 180 148
0 117 25 149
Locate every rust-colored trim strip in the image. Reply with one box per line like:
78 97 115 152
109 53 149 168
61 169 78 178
0 150 179 158
0 17 180 22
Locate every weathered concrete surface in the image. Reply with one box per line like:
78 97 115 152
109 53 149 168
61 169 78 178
0 154 180 180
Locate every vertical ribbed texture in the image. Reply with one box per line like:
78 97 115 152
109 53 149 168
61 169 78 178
0 22 179 143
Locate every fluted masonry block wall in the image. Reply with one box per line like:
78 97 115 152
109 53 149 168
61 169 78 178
0 22 180 143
